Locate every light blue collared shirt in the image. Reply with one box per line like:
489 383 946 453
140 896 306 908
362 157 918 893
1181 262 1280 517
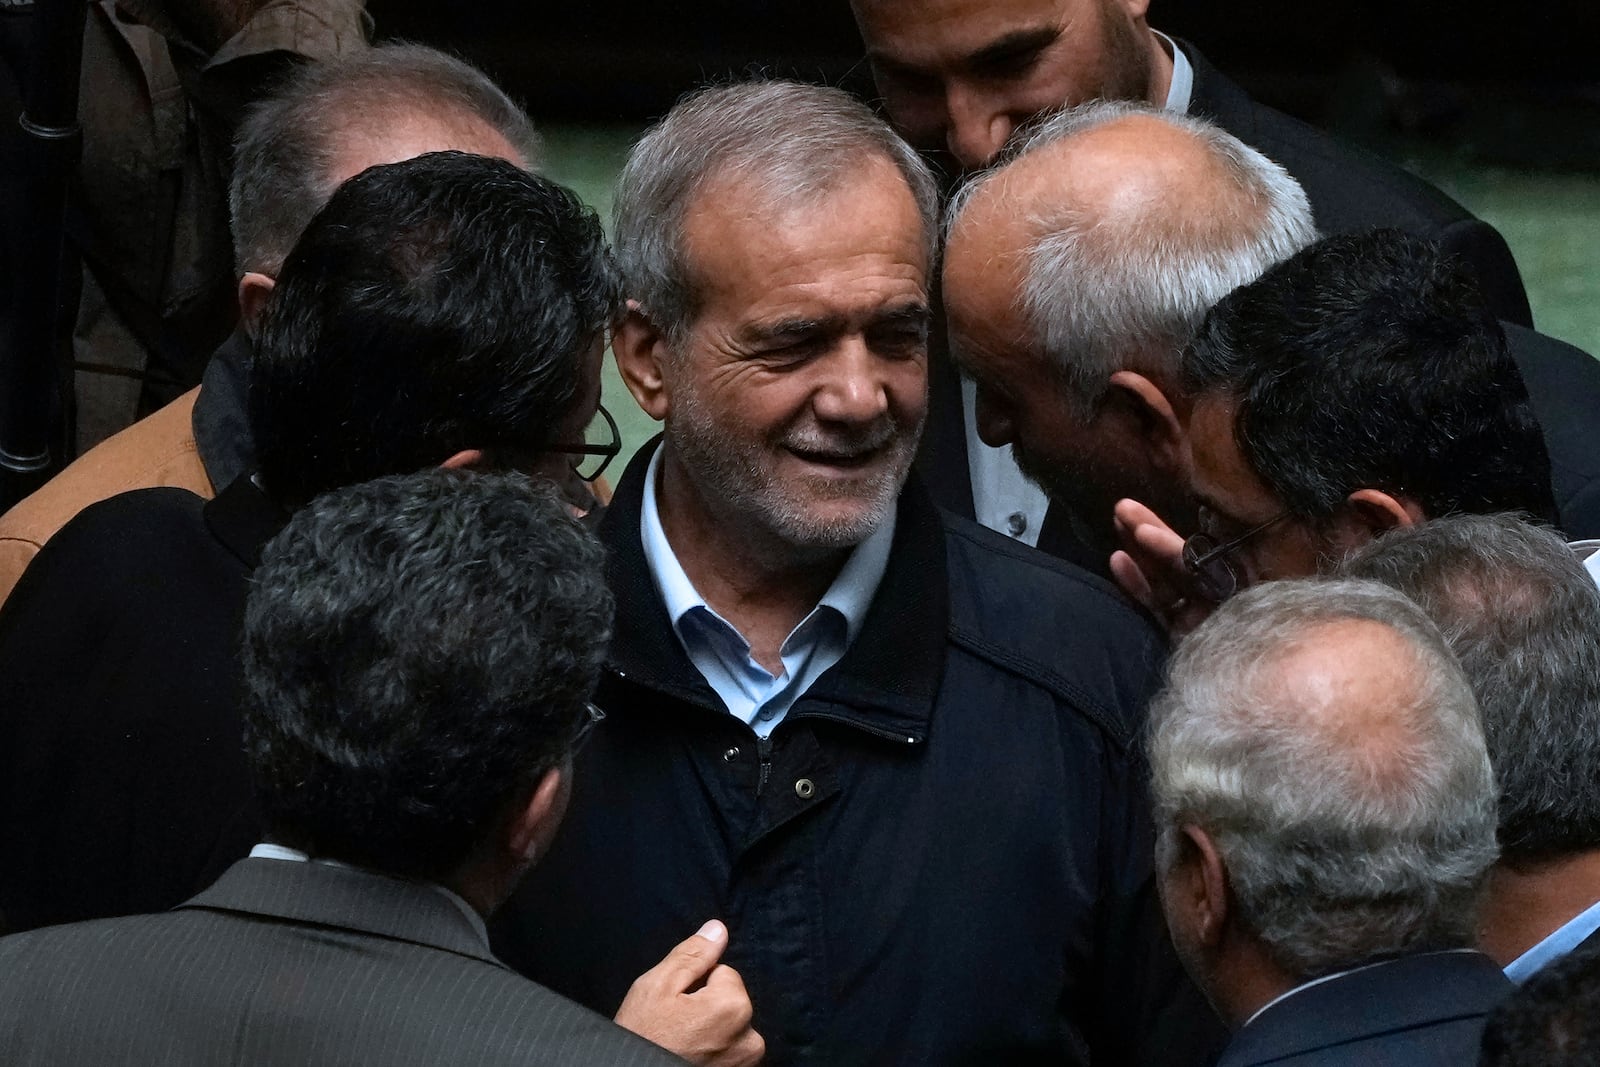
248 842 489 947
640 444 893 739
1504 897 1600 983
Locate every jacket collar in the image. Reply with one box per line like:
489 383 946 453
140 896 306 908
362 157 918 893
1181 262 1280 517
599 438 948 741
203 473 291 570
181 857 502 966
1220 950 1511 1066
192 328 257 492
1177 40 1259 142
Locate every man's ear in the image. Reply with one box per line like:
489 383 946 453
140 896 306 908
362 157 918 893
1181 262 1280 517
1173 823 1231 949
237 272 276 336
613 301 673 422
1107 370 1186 479
1343 488 1426 538
439 449 490 472
506 765 568 865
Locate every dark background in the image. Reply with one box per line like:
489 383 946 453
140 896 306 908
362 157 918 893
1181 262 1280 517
369 0 1600 169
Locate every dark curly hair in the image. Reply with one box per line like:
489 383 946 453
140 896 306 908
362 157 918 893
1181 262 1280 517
1183 228 1556 525
240 468 614 882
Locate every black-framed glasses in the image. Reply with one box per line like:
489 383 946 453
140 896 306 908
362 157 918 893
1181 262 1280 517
570 701 606 753
549 402 621 483
1181 511 1292 604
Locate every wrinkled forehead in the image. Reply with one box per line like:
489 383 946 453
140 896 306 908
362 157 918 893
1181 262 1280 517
855 0 1076 66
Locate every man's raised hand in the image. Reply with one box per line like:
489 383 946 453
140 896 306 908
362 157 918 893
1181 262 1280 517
614 920 765 1066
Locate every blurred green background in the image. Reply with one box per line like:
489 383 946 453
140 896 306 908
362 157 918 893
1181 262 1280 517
541 124 1600 474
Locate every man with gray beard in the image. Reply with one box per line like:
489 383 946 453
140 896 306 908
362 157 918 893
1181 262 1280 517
490 79 1215 1066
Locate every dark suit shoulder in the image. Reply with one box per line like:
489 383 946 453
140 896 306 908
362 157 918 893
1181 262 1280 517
0 910 681 1066
1502 323 1600 538
940 511 1167 749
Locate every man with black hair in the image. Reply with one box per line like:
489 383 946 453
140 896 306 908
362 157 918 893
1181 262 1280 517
0 42 540 606
1342 514 1600 983
1480 946 1600 1066
0 152 615 931
0 469 704 1066
1112 229 1557 638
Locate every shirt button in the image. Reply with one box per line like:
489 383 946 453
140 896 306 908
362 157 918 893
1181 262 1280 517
722 747 740 763
794 778 816 799
758 707 776 721
1006 511 1028 537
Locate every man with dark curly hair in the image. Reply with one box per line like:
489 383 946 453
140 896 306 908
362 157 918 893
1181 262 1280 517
0 470 692 1066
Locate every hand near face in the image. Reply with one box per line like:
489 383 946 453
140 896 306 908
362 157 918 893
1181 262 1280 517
614 920 765 1066
1110 499 1214 640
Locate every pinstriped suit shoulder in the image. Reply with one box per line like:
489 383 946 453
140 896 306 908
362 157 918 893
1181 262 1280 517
0 859 683 1066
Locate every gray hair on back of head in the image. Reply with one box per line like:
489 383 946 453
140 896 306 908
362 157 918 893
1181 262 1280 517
947 99 1316 415
1149 577 1498 979
612 79 938 346
230 42 541 277
1341 513 1600 866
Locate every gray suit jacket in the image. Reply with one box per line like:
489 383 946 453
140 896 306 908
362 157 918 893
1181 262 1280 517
0 858 684 1066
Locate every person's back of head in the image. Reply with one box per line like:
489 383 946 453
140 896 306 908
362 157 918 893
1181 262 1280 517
1480 946 1600 1065
1342 514 1600 869
230 42 540 279
1182 228 1556 525
249 150 617 506
240 467 613 889
1150 577 1499 1021
947 100 1317 415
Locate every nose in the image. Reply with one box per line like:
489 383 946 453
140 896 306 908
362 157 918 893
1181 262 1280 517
944 84 1013 170
814 339 891 425
974 386 1014 447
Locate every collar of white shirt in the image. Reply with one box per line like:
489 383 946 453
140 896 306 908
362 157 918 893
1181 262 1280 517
1155 30 1195 113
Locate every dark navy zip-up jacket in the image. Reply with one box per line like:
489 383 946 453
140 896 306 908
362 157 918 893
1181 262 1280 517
493 450 1224 1066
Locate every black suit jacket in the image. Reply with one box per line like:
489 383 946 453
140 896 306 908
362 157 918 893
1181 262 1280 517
1215 951 1511 1067
0 858 682 1066
1184 43 1531 327
0 477 285 933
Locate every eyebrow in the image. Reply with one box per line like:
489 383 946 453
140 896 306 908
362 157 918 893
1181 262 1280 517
742 302 931 346
963 27 1060 71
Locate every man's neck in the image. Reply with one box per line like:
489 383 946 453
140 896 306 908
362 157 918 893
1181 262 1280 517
657 453 850 672
1479 851 1600 966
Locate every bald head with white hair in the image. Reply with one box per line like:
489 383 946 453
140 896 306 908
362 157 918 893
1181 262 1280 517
942 100 1315 542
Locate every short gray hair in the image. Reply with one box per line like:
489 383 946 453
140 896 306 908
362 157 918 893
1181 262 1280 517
612 79 938 344
948 100 1316 414
1150 578 1498 978
230 42 540 276
1341 514 1600 866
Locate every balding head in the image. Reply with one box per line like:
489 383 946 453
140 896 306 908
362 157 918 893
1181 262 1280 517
230 43 540 280
946 100 1315 414
1150 578 1498 982
942 100 1315 532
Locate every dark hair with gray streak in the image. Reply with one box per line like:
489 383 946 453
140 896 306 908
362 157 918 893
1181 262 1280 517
612 79 938 345
1341 513 1600 866
241 468 613 883
1150 578 1498 978
230 42 540 276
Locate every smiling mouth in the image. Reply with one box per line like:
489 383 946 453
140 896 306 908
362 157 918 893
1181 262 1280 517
787 445 883 470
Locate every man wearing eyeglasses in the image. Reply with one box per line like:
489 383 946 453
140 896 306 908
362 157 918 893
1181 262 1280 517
490 80 1222 1067
0 154 621 929
1112 228 1558 638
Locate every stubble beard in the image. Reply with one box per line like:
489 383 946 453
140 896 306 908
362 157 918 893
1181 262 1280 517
664 388 922 552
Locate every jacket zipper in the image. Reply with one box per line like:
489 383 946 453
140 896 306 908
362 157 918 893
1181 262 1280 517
756 735 774 796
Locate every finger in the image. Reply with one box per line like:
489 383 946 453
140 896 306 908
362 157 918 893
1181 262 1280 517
640 919 730 994
731 1028 766 1067
1109 550 1156 609
700 963 753 1008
